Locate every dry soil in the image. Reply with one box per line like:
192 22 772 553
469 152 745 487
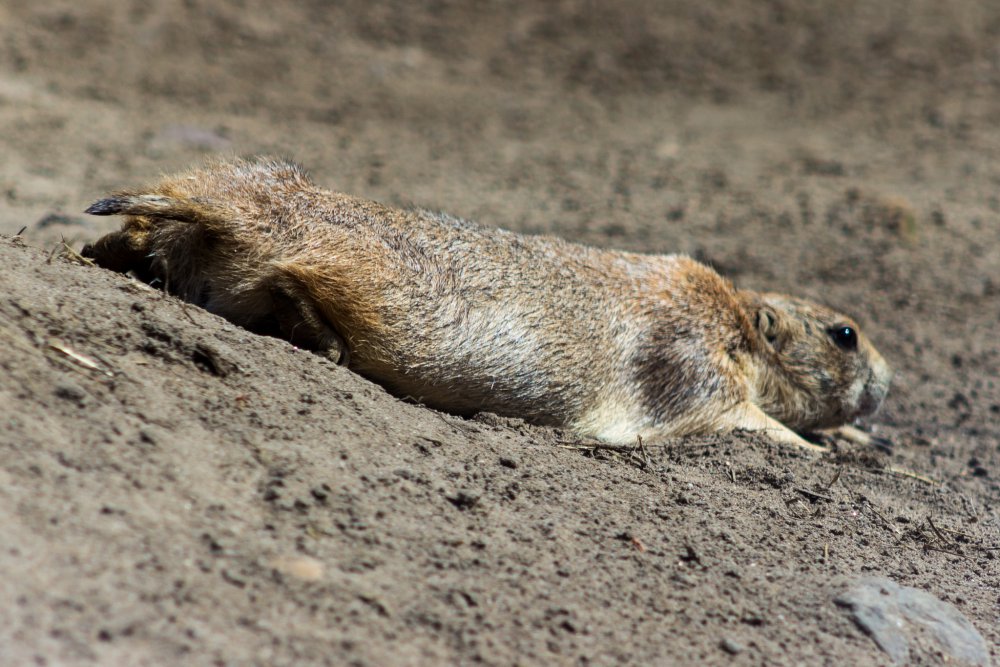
1 1 998 665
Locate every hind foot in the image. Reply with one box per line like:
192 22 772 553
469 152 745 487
268 281 351 366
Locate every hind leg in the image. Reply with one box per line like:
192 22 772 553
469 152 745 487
81 226 156 279
267 279 350 366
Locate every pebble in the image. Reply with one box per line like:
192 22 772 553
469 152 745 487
269 555 324 582
54 382 87 406
719 637 744 655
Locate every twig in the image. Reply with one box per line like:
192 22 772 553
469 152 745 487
921 544 969 560
926 517 953 548
558 440 666 453
821 467 842 492
863 500 899 535
177 299 199 325
795 487 834 503
558 441 634 452
635 434 651 468
559 436 657 470
935 526 975 539
784 494 822 519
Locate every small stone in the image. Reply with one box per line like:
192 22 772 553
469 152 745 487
719 637 744 655
54 382 87 406
138 426 162 445
269 555 324 582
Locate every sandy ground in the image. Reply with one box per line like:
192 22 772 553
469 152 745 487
1 1 998 664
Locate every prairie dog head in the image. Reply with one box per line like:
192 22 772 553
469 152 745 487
743 292 892 432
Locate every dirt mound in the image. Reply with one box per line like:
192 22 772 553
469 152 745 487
1 1 998 664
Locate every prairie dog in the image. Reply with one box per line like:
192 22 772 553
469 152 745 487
82 157 892 450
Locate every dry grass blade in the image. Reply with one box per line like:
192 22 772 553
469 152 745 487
922 545 969 560
559 440 642 452
926 517 953 548
863 500 900 535
935 525 976 539
56 239 96 267
635 434 651 468
48 340 114 377
887 466 939 485
559 436 657 470
821 467 842 492
862 466 939 486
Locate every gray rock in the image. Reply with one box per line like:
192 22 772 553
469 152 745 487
719 637 744 655
836 576 991 666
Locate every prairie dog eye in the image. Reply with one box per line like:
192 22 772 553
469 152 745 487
829 325 858 351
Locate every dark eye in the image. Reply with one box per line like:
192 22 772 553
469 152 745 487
829 325 858 351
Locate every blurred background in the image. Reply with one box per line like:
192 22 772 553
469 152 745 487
4 1 999 244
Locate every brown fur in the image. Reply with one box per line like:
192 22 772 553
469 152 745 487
82 157 892 449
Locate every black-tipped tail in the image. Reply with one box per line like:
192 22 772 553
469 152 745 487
83 194 228 229
85 197 131 216
85 194 184 217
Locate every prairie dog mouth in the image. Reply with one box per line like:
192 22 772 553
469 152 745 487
855 373 890 419
856 391 884 418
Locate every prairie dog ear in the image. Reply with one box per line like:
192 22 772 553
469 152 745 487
756 306 784 352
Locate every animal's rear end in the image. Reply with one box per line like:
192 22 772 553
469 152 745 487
82 158 356 362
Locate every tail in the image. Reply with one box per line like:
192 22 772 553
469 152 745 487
82 192 235 281
85 193 231 231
